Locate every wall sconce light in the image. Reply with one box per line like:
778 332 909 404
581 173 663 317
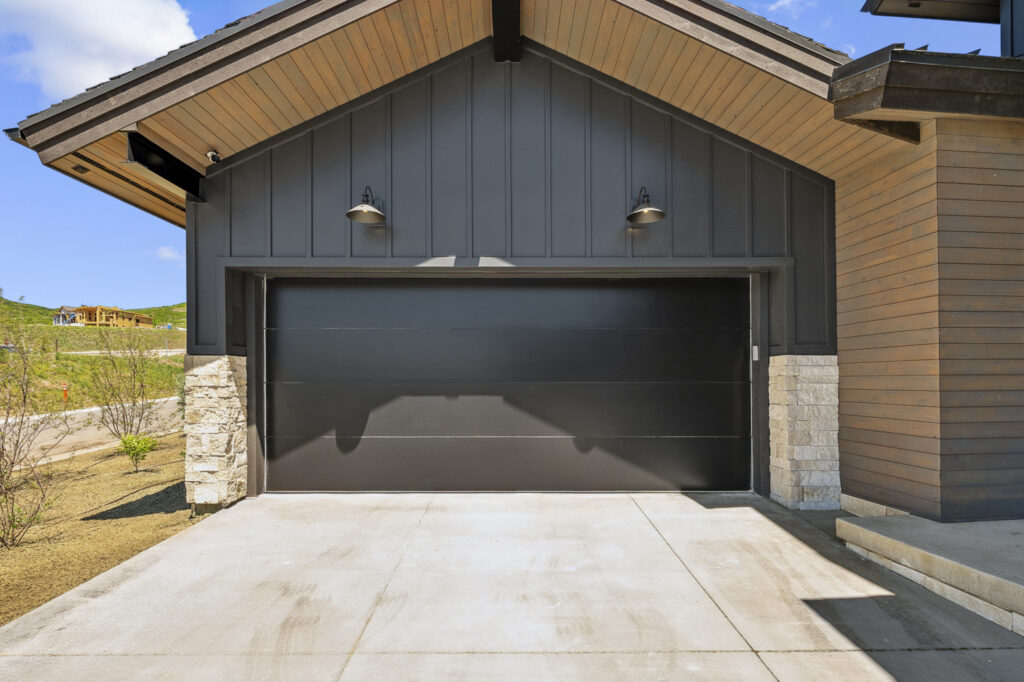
346 185 386 224
626 186 665 225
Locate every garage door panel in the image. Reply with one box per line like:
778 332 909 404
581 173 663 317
267 381 751 438
268 278 750 330
266 436 751 491
265 278 751 491
267 328 750 383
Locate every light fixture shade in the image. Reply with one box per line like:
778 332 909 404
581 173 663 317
626 186 665 225
347 185 386 224
346 202 386 224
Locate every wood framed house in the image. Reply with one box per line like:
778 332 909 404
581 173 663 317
7 0 1024 522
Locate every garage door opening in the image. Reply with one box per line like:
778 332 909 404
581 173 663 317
264 278 751 491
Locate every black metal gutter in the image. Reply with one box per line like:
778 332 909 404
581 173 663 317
3 127 26 146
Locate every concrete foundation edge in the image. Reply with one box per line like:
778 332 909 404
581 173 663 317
837 518 1024 637
840 493 909 518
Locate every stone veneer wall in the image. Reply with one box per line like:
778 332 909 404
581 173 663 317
184 355 247 510
769 355 840 510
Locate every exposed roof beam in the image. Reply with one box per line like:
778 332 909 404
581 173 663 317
125 132 203 199
491 0 521 62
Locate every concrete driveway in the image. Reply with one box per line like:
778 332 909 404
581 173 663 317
1 493 1022 681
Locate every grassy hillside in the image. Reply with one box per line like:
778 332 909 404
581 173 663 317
30 326 186 352
0 297 187 329
0 297 56 325
29 353 184 412
129 303 187 328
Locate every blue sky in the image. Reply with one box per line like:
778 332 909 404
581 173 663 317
0 0 1000 308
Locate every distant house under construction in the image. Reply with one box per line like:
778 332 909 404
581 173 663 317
52 306 152 328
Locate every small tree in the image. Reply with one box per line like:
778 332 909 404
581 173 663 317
86 326 161 440
0 291 68 548
119 434 158 473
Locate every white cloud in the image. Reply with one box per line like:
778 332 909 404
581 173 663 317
154 246 185 268
765 0 816 18
0 0 196 101
843 44 857 57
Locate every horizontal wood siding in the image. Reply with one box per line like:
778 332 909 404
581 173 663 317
836 118 1024 521
835 121 942 519
936 119 1024 521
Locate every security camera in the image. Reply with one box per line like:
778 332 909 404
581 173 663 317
206 150 221 164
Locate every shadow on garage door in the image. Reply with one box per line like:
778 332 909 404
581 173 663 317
264 277 751 491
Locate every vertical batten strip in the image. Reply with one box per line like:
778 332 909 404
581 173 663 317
306 131 313 257
425 74 433 258
625 92 633 258
385 94 393 259
584 76 592 259
504 61 513 259
544 57 552 258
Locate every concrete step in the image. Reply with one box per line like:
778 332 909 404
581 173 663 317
837 515 1024 636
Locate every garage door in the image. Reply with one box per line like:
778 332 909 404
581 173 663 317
265 278 750 491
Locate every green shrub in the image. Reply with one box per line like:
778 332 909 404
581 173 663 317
119 434 158 473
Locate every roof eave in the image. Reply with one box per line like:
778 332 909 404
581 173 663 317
4 127 27 147
860 0 1001 24
17 0 316 132
830 46 1024 137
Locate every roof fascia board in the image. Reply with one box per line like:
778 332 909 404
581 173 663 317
20 0 324 131
613 0 838 98
861 0 1001 23
831 47 1024 122
673 0 850 65
24 0 396 162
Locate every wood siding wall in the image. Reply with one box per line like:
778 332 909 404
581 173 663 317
935 118 1024 521
836 118 1024 521
835 122 943 519
188 45 835 359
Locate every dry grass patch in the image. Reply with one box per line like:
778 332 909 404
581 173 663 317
0 432 200 626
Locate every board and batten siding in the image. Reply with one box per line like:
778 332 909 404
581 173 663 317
188 44 835 359
835 118 1024 521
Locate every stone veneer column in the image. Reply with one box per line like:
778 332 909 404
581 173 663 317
184 355 247 511
768 355 839 510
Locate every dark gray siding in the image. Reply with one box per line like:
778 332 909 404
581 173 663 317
188 42 835 357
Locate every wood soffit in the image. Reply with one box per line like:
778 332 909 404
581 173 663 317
11 0 912 227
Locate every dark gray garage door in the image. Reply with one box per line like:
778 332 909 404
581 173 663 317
265 278 750 491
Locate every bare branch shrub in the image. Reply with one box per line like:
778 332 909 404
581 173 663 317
0 291 68 548
86 326 167 440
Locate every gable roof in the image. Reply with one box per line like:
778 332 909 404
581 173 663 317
7 0 897 227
